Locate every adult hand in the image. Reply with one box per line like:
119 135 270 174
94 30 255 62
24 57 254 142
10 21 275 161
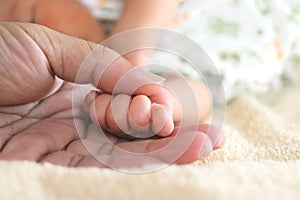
0 22 223 168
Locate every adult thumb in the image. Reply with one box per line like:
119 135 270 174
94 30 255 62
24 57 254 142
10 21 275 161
3 22 165 93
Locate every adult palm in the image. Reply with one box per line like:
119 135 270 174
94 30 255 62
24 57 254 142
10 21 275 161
0 22 222 169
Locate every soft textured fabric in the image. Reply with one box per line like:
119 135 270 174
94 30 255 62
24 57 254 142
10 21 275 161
1 76 300 200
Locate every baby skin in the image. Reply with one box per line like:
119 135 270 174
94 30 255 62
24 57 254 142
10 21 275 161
85 76 212 138
0 0 219 141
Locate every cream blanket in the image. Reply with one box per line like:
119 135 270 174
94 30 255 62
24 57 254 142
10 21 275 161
1 79 300 199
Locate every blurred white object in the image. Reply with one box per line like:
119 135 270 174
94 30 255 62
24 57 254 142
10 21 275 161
79 0 300 100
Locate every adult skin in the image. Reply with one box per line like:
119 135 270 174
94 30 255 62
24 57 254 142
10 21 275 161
0 22 223 168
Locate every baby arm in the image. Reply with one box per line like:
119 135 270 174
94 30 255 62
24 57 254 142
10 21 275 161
111 0 179 35
111 0 179 66
34 0 106 42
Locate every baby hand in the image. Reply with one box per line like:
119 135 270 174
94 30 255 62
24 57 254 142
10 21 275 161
84 76 211 138
84 84 178 138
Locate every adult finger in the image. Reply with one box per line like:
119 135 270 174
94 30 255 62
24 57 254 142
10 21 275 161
1 22 165 90
0 22 165 105
64 132 214 168
0 118 82 161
